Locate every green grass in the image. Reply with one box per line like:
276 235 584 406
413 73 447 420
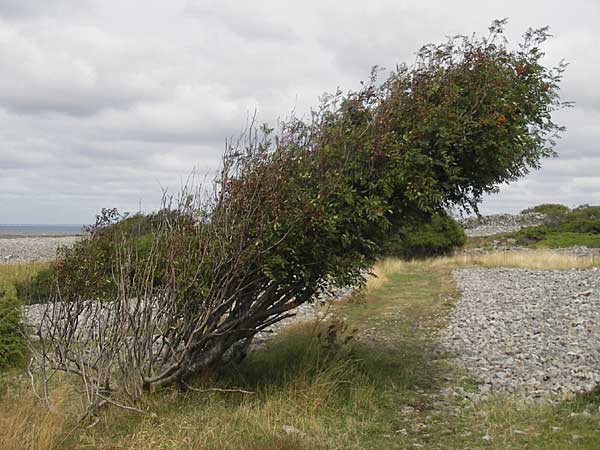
532 231 600 248
0 263 46 371
0 261 50 286
1 257 600 449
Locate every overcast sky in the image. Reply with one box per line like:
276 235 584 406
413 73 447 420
0 0 598 224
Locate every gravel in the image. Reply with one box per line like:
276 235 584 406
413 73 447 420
441 267 600 401
0 236 81 263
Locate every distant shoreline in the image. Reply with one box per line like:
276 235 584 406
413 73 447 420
0 224 86 237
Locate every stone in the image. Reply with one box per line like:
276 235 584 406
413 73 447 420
440 267 600 401
282 425 306 436
460 212 546 237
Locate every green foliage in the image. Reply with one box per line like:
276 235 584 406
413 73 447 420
382 214 466 258
557 219 600 234
19 210 189 303
565 204 600 222
14 266 55 305
0 282 25 370
512 224 552 244
533 232 600 249
52 21 566 303
235 19 566 293
521 203 570 217
511 205 600 248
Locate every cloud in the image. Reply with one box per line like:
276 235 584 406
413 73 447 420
185 1 300 44
0 0 93 18
0 0 598 223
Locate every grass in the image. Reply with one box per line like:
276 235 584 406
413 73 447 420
0 262 47 371
0 252 599 448
532 231 600 248
0 261 50 287
0 382 75 450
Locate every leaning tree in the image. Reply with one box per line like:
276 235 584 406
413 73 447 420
29 20 568 411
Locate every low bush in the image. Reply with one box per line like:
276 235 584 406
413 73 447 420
512 224 551 245
521 203 570 219
557 219 600 234
382 214 466 258
533 232 600 249
16 210 181 304
566 205 600 222
510 205 600 248
0 283 25 370
14 266 55 305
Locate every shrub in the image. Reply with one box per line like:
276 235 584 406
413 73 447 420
17 210 183 304
557 219 600 234
533 232 600 249
14 266 55 305
510 205 600 248
382 214 466 258
0 283 25 370
566 205 600 222
513 225 551 244
521 203 570 218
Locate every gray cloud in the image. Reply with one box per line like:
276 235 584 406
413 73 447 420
185 1 300 44
0 0 93 18
0 0 598 224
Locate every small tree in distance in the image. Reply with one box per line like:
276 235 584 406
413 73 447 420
30 20 568 411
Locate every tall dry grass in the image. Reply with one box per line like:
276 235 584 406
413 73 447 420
367 249 599 292
0 384 73 450
0 262 50 284
439 249 600 270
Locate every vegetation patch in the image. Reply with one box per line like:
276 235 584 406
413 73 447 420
0 263 46 370
510 205 600 248
381 213 466 259
0 282 25 370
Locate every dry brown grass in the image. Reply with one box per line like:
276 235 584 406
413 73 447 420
0 383 74 450
439 250 600 270
367 249 599 291
75 323 377 450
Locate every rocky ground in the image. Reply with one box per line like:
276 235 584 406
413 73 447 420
441 267 600 401
0 236 81 263
460 212 545 237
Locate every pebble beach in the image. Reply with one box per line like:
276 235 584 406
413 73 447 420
0 236 82 263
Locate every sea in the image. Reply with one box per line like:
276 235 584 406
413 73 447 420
0 224 86 236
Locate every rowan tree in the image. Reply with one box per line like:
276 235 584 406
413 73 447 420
30 20 567 410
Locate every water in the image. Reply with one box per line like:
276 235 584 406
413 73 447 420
0 224 85 236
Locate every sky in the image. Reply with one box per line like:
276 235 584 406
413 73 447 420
0 0 598 224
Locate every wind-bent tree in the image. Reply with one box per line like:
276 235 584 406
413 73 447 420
29 20 567 410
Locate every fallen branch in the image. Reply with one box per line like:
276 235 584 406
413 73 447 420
184 383 255 395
